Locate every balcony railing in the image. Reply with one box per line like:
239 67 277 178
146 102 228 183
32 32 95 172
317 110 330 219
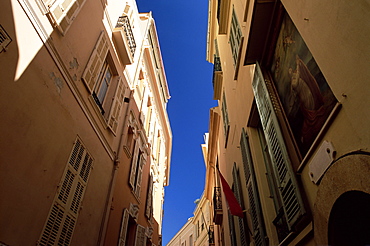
212 55 223 100
213 187 223 225
113 15 136 65
116 16 136 56
209 225 215 245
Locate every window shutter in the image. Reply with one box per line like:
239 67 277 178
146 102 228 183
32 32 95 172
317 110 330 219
82 31 109 93
135 225 147 246
240 128 267 246
108 77 126 133
146 174 153 218
232 164 248 246
222 92 230 136
118 209 129 246
39 138 93 246
134 154 145 197
48 0 85 34
129 141 140 189
251 63 305 229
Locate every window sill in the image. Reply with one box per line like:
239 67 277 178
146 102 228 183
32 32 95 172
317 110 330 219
88 95 109 130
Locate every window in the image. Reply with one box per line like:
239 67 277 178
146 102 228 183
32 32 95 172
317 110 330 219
232 164 249 246
82 31 127 134
118 209 146 246
240 129 267 246
40 0 86 35
129 139 146 198
229 7 243 67
252 63 305 235
221 91 230 144
39 138 93 246
145 174 153 219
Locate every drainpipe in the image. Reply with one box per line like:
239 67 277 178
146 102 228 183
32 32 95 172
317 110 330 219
98 89 134 246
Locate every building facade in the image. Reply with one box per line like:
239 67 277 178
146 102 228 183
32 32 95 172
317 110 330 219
0 0 171 245
205 0 370 245
166 194 211 246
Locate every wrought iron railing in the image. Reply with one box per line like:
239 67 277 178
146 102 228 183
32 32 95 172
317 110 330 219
214 187 222 210
212 55 222 87
209 225 215 244
115 16 136 58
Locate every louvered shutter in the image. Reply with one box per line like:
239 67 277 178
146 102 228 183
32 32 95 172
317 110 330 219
108 77 126 133
134 154 145 197
232 164 247 246
146 175 153 218
240 128 267 246
135 225 147 246
252 63 305 229
82 31 109 93
48 0 85 34
129 141 140 189
118 209 129 246
39 138 93 246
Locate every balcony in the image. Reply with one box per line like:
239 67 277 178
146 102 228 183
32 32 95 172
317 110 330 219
209 225 215 245
212 55 223 100
213 187 223 225
113 16 136 65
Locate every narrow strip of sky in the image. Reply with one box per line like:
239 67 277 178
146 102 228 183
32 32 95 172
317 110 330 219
136 0 217 244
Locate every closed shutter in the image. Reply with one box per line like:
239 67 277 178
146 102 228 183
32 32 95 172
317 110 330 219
135 225 147 246
39 138 93 246
82 31 109 93
232 164 247 246
146 175 153 218
251 63 305 229
118 209 129 246
48 0 85 34
129 141 140 189
108 77 126 133
240 128 267 246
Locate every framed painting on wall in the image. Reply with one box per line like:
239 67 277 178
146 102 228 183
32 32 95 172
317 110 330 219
270 13 337 155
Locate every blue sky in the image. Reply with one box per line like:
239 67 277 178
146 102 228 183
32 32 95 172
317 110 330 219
136 0 217 244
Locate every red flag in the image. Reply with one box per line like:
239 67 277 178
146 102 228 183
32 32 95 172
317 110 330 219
218 169 244 217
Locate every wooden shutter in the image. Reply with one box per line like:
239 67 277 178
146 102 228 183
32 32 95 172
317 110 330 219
134 154 145 197
240 128 267 246
39 138 93 246
82 31 109 93
135 225 147 246
108 77 126 133
48 0 85 34
146 174 153 218
232 164 247 246
118 209 129 246
252 63 305 229
129 141 140 189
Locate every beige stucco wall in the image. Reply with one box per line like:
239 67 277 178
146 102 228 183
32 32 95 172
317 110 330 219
206 0 370 245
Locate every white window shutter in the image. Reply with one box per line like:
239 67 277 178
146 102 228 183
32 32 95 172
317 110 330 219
135 225 147 246
252 63 305 229
129 141 140 189
146 175 153 218
118 209 129 246
232 164 248 246
240 128 267 246
82 31 109 93
135 154 145 197
108 77 126 133
39 138 93 246
48 0 85 34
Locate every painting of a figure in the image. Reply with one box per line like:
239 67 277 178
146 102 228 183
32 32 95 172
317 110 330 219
271 14 337 156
